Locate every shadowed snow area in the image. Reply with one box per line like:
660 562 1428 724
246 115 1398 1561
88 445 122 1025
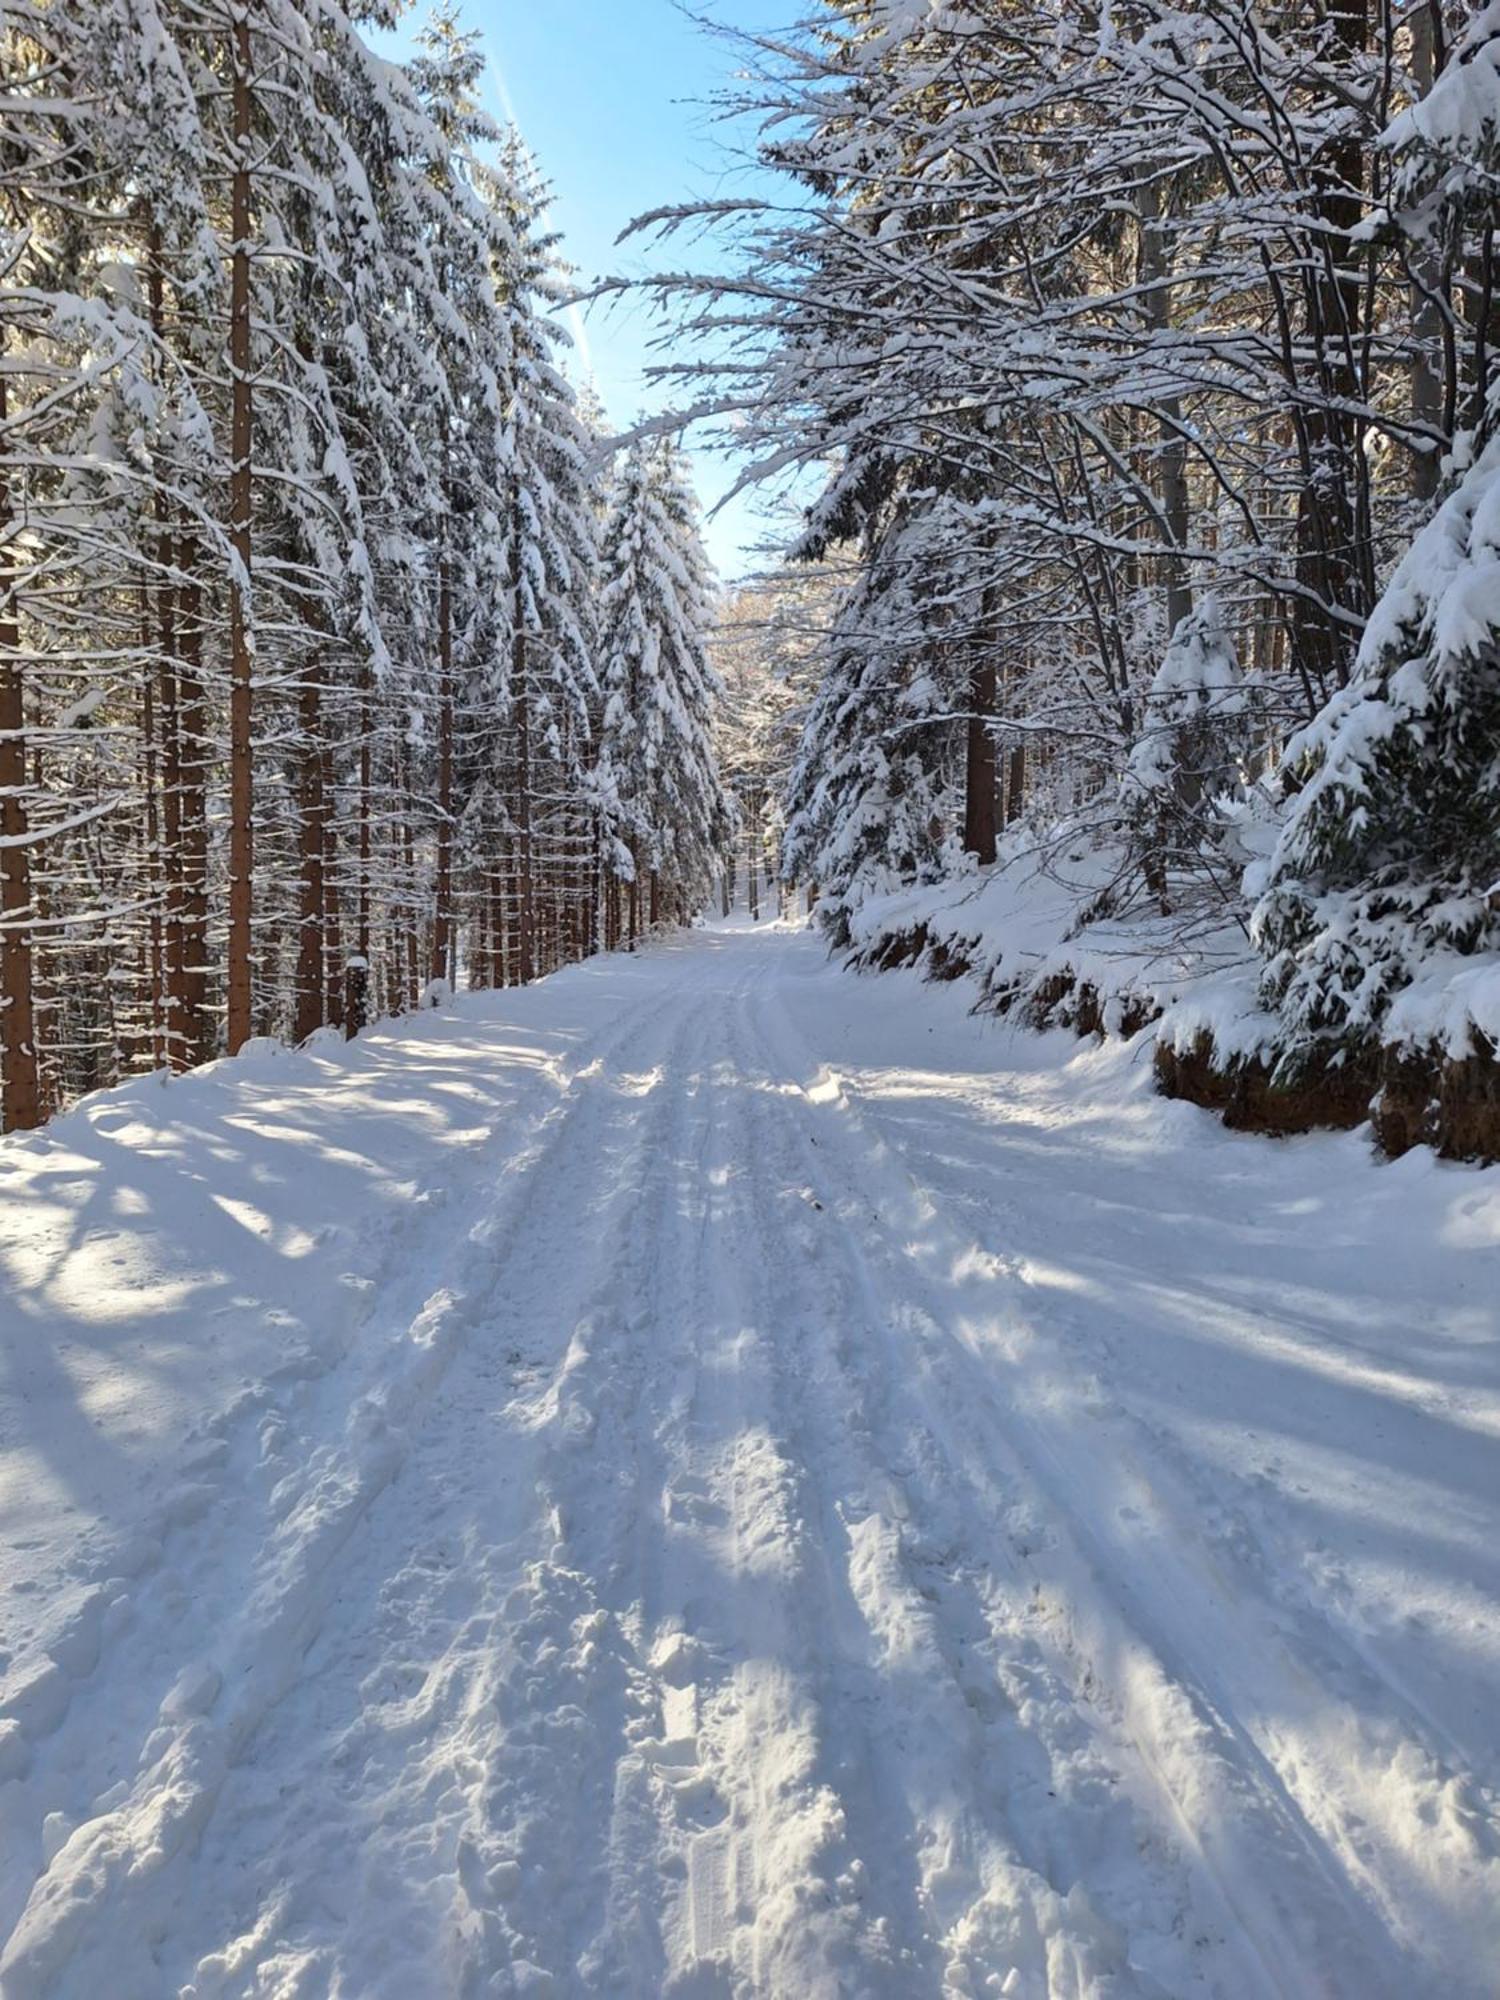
1 923 1497 1998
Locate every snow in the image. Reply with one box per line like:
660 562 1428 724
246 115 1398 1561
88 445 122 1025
2 925 1498 1996
846 831 1253 1031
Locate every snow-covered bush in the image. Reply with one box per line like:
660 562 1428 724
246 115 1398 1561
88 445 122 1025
1252 434 1500 1068
1123 598 1259 910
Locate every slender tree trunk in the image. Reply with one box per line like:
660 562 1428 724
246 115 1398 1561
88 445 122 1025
1136 176 1193 636
1407 3 1448 504
963 649 998 864
399 743 420 1009
176 543 210 1060
1005 739 1027 827
141 635 167 1066
322 730 342 1031
294 658 325 1042
346 675 372 1037
146 230 190 1069
0 363 40 1134
225 0 256 1052
514 633 534 984
157 584 188 1067
1292 0 1370 693
431 541 453 987
488 859 504 986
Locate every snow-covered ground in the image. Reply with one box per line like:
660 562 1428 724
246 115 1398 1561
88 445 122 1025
1 922 1497 1998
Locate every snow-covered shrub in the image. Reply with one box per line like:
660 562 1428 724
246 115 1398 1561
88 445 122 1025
1252 434 1500 1070
782 552 959 947
1123 597 1259 910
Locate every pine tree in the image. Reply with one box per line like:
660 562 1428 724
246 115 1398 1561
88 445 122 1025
595 441 731 930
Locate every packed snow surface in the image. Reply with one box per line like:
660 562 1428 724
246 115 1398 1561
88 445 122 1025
2 923 1498 1998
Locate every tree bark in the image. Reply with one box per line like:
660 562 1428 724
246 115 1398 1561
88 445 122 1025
176 540 210 1061
514 632 535 984
431 540 453 987
225 0 256 1052
1291 0 1371 693
963 651 998 864
0 362 41 1132
294 658 325 1042
1136 175 1193 637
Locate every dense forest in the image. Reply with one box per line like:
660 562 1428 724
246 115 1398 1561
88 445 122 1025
0 0 730 1132
7 0 1500 1155
661 0 1500 1156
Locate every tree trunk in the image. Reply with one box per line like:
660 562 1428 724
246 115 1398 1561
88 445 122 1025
225 0 256 1053
1005 739 1027 827
963 650 998 864
514 633 535 984
147 228 191 1070
322 730 343 1031
141 633 167 1067
0 361 41 1132
345 674 372 1038
431 541 453 987
1292 0 1371 693
294 659 325 1042
176 536 210 1062
1407 2 1448 504
1136 175 1193 637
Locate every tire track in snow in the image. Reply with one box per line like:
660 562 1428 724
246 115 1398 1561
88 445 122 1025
201 968 721 1998
753 960 1472 1998
729 968 1223 1998
578 971 921 1998
0 971 710 2000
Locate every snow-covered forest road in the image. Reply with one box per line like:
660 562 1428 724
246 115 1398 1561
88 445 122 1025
1 924 1497 1999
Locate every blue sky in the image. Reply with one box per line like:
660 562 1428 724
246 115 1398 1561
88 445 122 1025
384 0 800 580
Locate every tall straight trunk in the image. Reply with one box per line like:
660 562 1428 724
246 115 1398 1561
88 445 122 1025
649 867 660 930
1 363 40 1130
514 632 535 984
502 836 521 984
157 586 188 1066
141 635 167 1066
225 1 256 1052
146 229 190 1069
431 541 453 986
1292 0 1371 692
399 744 420 1008
1462 223 1500 445
747 804 761 922
1136 176 1193 636
322 732 342 1031
1407 2 1448 503
1005 739 1027 826
345 675 372 1037
589 821 602 958
176 541 210 1060
294 658 325 1042
963 650 998 864
488 861 504 986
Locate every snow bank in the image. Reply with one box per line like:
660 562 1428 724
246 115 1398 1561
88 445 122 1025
845 829 1253 1033
843 837 1500 1157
